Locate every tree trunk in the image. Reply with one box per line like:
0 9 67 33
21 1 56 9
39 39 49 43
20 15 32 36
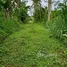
17 0 21 8
48 0 52 22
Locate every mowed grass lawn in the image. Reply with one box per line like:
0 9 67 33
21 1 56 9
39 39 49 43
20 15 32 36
0 23 67 67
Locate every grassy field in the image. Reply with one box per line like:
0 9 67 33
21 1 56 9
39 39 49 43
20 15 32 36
0 23 67 67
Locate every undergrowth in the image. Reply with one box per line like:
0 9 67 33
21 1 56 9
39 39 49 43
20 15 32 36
0 17 20 44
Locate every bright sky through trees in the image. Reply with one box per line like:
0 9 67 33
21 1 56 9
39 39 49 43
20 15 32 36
22 0 63 16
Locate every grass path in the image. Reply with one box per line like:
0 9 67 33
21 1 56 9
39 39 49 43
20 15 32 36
0 23 67 67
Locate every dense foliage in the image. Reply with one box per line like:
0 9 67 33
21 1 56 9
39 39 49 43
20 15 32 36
0 16 20 44
49 2 67 44
33 0 48 22
19 2 29 23
0 0 29 43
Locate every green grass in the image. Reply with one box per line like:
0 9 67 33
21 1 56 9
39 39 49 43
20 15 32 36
0 23 67 67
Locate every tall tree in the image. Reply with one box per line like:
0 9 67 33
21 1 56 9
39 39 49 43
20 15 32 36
48 0 52 22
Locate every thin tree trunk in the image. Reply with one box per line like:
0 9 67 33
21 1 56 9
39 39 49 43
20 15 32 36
39 2 41 21
18 0 21 8
48 0 52 22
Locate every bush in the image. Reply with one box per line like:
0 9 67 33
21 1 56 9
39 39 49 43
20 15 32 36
49 2 67 41
19 7 28 23
49 16 66 39
0 30 8 43
0 17 20 44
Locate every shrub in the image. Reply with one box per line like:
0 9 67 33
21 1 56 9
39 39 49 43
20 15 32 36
0 17 20 44
0 30 8 43
19 7 28 23
49 2 67 41
49 16 66 39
